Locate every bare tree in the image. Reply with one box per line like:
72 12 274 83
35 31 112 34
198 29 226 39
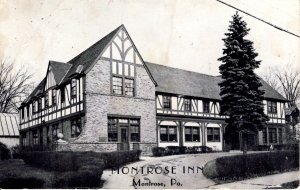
0 59 32 113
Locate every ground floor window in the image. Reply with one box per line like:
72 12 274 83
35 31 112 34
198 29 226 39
32 129 38 145
107 117 140 142
185 127 200 142
263 128 267 144
269 128 277 143
207 127 220 142
278 128 283 143
21 133 27 146
160 126 177 142
71 118 82 138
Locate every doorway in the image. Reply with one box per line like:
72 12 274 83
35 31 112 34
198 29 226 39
120 127 129 150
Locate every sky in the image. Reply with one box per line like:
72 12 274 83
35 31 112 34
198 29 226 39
0 0 299 83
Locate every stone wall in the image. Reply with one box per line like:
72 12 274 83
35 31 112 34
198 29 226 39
70 59 157 154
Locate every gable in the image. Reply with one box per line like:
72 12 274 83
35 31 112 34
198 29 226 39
101 27 143 65
45 65 56 90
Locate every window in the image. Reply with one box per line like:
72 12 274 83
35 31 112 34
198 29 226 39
45 91 49 107
22 133 27 147
108 119 118 142
38 98 42 111
125 78 134 96
267 101 277 114
269 128 277 143
71 118 82 138
21 108 24 120
52 124 59 141
184 99 191 111
112 77 123 95
71 79 77 98
32 129 38 145
27 105 30 118
52 89 57 105
163 96 171 109
61 87 65 103
278 128 283 144
263 128 267 144
207 127 220 142
107 117 140 142
203 100 210 113
185 127 200 142
32 101 36 113
160 126 177 142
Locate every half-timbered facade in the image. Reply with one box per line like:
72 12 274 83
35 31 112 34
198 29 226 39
19 25 288 153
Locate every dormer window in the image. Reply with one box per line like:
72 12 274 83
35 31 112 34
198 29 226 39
71 79 77 98
52 89 57 105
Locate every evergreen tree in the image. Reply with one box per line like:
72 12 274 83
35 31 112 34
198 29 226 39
218 12 268 153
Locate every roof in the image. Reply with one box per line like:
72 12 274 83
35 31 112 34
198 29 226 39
145 62 287 101
0 113 19 137
61 25 123 83
49 61 72 84
23 78 46 104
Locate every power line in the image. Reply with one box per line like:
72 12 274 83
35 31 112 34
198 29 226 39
216 0 300 38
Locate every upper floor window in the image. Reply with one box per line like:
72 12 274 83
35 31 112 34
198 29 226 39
267 101 277 114
71 118 82 138
184 98 191 111
45 91 49 108
61 87 65 103
163 96 171 109
71 79 77 98
21 108 24 120
32 101 36 113
111 61 135 97
38 98 42 111
112 76 123 95
207 127 220 142
26 105 30 118
52 89 57 105
203 100 210 113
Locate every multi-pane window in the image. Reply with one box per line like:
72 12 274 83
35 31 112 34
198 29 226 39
38 98 42 111
207 127 220 142
71 79 77 98
184 99 191 111
269 128 277 143
32 101 36 113
107 117 140 142
263 128 267 144
61 87 65 103
163 96 171 109
108 119 118 142
160 126 177 142
203 100 210 113
45 91 49 107
267 101 277 114
112 77 123 95
278 128 283 144
32 129 38 145
52 89 57 105
52 124 59 141
185 127 200 142
125 78 134 96
71 118 82 138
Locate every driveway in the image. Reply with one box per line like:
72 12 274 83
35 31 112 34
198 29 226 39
102 152 240 189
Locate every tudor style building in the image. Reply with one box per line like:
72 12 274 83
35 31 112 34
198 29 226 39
19 25 288 153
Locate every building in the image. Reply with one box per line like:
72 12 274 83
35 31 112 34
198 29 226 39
0 113 19 147
19 25 288 153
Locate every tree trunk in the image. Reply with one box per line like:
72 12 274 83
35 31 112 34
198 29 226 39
243 133 248 155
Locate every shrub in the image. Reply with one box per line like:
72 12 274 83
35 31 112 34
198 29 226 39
0 177 45 189
203 150 299 180
99 150 142 169
152 147 166 157
0 142 10 160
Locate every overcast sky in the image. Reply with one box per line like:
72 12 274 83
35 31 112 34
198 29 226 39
0 0 299 83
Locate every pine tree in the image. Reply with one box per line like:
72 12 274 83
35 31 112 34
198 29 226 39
218 12 268 154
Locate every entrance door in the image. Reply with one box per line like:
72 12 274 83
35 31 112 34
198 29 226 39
120 127 129 150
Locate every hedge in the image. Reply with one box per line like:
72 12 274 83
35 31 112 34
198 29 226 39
152 146 213 157
0 177 45 189
203 150 299 180
0 142 10 160
20 150 141 188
